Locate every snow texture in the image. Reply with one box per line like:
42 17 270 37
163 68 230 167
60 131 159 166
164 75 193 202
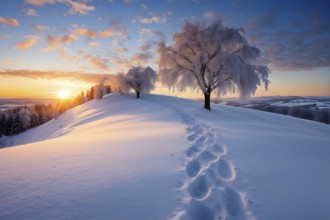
1 94 330 220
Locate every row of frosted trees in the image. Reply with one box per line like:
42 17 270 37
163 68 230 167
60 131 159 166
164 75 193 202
0 104 54 137
0 85 113 137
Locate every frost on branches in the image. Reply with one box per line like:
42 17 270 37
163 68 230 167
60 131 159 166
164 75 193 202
157 20 270 110
124 66 158 99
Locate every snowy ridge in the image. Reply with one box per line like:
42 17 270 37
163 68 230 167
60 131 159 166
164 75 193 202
1 94 330 220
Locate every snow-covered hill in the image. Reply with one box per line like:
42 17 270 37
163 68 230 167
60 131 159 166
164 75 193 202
1 94 330 220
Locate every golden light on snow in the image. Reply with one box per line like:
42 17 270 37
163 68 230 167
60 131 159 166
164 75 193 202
58 89 71 100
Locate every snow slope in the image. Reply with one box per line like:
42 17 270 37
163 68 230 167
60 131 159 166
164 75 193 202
1 94 330 220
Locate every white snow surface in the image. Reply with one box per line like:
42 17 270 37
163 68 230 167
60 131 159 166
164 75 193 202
1 94 330 220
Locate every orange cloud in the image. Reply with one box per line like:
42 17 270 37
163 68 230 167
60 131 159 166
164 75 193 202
66 0 95 14
58 48 80 62
14 36 38 50
0 69 113 83
109 47 128 53
0 34 11 39
32 25 50 31
25 0 57 6
26 0 95 15
88 42 101 47
0 17 19 27
84 54 110 70
73 28 112 40
43 34 76 51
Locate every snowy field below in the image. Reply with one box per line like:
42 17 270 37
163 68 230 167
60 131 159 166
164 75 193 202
1 94 330 220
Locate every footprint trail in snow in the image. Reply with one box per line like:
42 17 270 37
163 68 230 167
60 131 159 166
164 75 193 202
173 123 253 220
143 98 253 219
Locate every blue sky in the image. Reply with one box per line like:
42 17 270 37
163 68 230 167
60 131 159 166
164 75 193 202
0 0 329 98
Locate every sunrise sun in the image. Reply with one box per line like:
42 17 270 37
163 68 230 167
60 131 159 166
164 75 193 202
58 89 71 100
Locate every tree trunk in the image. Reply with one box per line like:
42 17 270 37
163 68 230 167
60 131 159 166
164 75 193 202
136 91 140 99
204 92 211 110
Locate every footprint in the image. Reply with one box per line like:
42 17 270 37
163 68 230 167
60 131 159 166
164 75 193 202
198 150 217 163
186 200 215 220
211 143 226 155
187 133 198 142
206 132 215 139
188 175 210 199
186 159 201 177
186 144 201 157
193 125 203 134
224 186 245 218
186 126 194 133
216 159 235 180
195 136 206 145
205 138 215 146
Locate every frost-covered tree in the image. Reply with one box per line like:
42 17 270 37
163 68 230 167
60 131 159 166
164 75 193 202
93 85 104 100
94 77 107 100
0 113 6 137
86 86 94 101
124 66 158 99
114 73 130 94
18 107 31 131
157 20 270 110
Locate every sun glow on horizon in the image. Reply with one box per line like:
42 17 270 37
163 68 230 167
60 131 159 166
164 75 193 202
58 89 72 100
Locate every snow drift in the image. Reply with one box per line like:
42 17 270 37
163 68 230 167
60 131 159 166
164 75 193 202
1 94 329 220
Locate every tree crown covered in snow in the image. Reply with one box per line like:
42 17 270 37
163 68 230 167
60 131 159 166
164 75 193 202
124 66 158 94
157 20 270 99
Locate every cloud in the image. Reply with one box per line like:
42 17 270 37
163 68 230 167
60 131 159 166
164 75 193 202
134 15 167 24
66 0 95 15
131 52 153 64
140 3 147 9
0 34 11 39
14 36 38 50
23 8 39 16
98 30 113 38
203 10 217 19
88 42 101 47
257 12 277 28
73 28 112 40
25 0 95 15
58 48 83 63
43 34 76 51
109 55 132 72
123 0 133 4
109 47 128 53
138 41 154 51
245 13 330 71
0 17 19 27
108 18 129 39
0 69 112 83
84 54 110 70
139 28 166 41
25 0 57 6
32 25 50 31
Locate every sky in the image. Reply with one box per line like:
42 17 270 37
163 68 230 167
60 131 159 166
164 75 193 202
0 0 329 99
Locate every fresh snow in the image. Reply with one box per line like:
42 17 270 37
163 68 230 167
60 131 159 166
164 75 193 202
1 94 330 220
